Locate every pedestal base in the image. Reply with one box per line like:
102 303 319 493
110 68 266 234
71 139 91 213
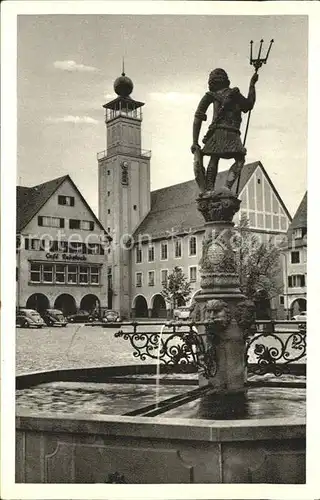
193 189 251 396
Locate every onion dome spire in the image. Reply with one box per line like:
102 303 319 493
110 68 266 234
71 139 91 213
113 57 133 97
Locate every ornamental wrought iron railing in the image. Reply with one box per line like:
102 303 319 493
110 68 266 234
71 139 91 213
94 320 307 379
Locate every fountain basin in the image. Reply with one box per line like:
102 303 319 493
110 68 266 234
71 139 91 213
16 364 306 484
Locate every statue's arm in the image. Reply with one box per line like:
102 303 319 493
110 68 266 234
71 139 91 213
191 94 211 151
239 73 258 113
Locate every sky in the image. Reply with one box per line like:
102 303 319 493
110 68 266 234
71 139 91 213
17 14 308 217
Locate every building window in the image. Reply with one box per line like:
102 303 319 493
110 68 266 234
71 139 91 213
108 209 111 214
38 216 64 228
43 264 53 283
29 263 100 285
90 267 100 285
294 228 303 239
148 271 155 287
279 295 284 305
58 195 75 206
69 241 83 254
69 219 80 230
161 242 168 260
30 263 41 283
69 219 94 231
30 239 41 251
107 227 110 232
136 272 142 287
257 178 261 184
57 241 68 253
148 245 155 262
189 266 197 282
189 236 197 256
82 220 94 231
136 246 142 263
67 265 77 284
175 239 182 258
87 243 100 255
161 269 168 285
79 266 89 284
288 275 306 288
55 264 66 284
291 251 300 264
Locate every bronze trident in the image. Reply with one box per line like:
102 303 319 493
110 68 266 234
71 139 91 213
236 39 274 194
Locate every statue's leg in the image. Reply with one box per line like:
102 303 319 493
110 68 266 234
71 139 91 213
206 156 219 191
193 149 206 192
225 154 245 192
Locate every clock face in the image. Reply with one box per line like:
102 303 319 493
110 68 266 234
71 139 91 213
122 161 129 168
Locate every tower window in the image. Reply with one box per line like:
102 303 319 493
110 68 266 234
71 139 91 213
108 209 111 214
107 191 110 196
133 204 137 211
107 170 110 175
107 227 110 232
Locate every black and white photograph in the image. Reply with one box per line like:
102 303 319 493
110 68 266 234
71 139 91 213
1 1 319 498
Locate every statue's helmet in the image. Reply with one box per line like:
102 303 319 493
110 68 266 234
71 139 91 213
208 68 230 91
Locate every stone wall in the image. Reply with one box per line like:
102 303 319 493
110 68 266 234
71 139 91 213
16 412 305 484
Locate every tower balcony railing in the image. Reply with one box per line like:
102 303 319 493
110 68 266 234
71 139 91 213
97 145 152 161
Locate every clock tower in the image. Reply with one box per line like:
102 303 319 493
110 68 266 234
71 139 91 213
98 69 151 317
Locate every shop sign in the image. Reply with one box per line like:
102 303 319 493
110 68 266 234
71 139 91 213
46 253 87 261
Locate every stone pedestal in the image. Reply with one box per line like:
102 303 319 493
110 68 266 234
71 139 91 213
192 188 252 401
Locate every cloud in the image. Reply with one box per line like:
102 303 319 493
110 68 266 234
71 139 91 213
148 92 198 103
46 115 99 125
53 60 98 72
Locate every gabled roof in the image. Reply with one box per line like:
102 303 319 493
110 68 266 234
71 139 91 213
134 161 290 240
286 192 307 248
17 175 111 239
288 192 307 233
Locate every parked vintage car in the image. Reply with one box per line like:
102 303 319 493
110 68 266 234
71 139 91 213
292 311 307 322
66 310 94 323
16 309 46 328
102 310 120 323
173 306 190 320
41 309 68 327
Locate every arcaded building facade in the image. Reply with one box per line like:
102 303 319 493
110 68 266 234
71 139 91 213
16 175 111 315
